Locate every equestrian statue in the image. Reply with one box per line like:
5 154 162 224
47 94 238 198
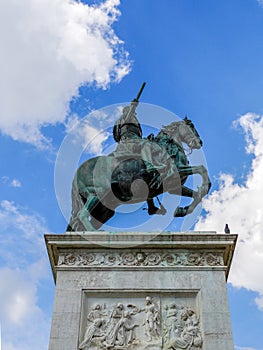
67 83 211 231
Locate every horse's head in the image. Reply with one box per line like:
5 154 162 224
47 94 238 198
181 116 203 150
160 116 203 151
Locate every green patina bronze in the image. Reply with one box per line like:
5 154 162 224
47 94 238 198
67 83 211 231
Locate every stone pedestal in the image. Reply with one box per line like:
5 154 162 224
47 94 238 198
45 232 237 350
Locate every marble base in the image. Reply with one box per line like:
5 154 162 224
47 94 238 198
45 232 237 350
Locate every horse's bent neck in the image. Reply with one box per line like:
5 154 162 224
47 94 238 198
156 130 185 155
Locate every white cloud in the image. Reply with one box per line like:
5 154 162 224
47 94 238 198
1 176 22 188
65 113 110 155
0 0 130 148
10 179 22 188
0 200 51 349
195 113 263 310
82 123 110 155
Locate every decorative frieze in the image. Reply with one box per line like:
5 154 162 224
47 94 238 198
58 251 223 268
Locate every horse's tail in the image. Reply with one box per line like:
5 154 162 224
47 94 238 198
67 173 87 231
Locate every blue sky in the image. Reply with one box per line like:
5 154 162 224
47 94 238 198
1 0 263 349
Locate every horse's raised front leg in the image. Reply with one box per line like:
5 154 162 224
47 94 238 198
174 165 211 217
173 185 198 217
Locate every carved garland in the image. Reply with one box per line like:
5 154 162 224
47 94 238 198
58 251 223 267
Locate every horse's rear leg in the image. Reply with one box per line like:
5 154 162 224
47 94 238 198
174 185 199 217
78 192 116 231
69 196 115 231
90 199 115 229
73 195 98 231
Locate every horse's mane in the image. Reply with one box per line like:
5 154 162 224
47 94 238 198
145 122 180 141
160 117 194 137
159 121 180 137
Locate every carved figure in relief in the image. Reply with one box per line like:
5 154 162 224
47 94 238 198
79 304 107 349
88 303 107 322
142 296 160 341
103 303 140 348
163 305 202 350
118 311 139 346
104 303 125 347
163 303 181 342
79 302 145 349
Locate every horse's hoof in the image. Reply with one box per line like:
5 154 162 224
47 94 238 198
148 206 160 215
174 207 187 217
148 205 167 215
156 204 167 215
157 206 167 215
198 183 210 198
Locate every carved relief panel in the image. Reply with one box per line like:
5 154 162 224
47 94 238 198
79 292 203 350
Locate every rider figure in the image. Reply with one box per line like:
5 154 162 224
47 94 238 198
112 99 167 215
113 100 142 142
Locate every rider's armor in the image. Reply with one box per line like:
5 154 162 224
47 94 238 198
113 122 142 142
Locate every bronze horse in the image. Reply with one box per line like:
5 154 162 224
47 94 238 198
67 117 211 231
